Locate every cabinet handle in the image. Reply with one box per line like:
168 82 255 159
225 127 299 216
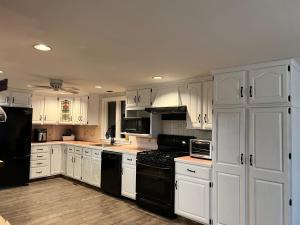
6 96 9 104
240 153 244 165
134 96 137 103
138 96 140 102
187 169 196 173
249 86 253 98
240 86 244 98
51 148 53 154
44 115 47 121
204 114 208 123
12 97 15 104
37 155 43 158
37 162 43 165
175 180 178 190
250 154 253 166
36 171 42 174
39 115 42 121
127 158 133 161
78 116 81 122
197 114 202 123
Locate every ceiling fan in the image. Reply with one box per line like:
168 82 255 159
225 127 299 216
29 79 80 94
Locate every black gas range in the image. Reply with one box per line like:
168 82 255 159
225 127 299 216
136 134 195 218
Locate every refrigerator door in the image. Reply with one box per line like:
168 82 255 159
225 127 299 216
0 107 32 187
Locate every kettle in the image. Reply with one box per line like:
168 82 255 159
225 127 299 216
34 129 47 142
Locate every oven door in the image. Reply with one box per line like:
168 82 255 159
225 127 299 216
136 162 175 217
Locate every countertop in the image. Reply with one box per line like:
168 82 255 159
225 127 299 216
31 141 150 155
175 156 213 168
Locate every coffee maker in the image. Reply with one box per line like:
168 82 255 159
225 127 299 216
33 129 47 142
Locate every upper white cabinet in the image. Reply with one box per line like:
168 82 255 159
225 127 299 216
43 96 59 124
186 80 213 130
0 90 31 107
126 88 151 109
213 71 247 106
32 95 99 125
249 65 289 104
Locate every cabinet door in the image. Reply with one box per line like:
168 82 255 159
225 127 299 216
59 97 73 124
187 82 202 128
73 97 81 125
175 175 210 224
80 96 88 124
0 91 10 106
91 157 101 187
11 92 31 107
249 65 289 104
82 155 92 184
50 145 62 175
213 71 246 106
202 81 213 129
61 145 68 175
73 154 82 180
66 154 74 177
31 95 44 124
248 107 289 225
213 108 246 225
121 164 136 199
126 90 137 108
44 96 59 124
137 88 151 107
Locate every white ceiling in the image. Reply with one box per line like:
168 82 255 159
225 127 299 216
1 0 300 94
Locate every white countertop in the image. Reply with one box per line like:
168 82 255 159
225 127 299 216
175 156 213 168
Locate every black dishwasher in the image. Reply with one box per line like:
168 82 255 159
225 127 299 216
101 151 122 197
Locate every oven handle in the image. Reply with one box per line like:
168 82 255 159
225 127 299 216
137 162 172 171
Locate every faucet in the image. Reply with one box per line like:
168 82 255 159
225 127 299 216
105 128 115 145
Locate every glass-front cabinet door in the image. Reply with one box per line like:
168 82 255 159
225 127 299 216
59 97 73 124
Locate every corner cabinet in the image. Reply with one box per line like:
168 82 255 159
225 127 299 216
186 80 213 130
126 88 151 109
175 161 212 225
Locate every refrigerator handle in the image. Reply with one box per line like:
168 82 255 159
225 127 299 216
0 107 7 122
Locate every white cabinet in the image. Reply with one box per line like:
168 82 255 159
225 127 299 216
10 92 31 107
175 162 212 224
249 65 289 104
121 154 136 200
31 95 45 124
50 145 62 175
0 91 10 106
126 88 151 109
58 97 73 124
61 145 68 175
91 155 101 187
73 154 82 180
248 107 289 225
44 96 59 124
186 80 213 129
73 96 89 125
30 145 50 179
213 71 246 106
82 155 92 183
187 82 202 128
213 108 246 225
66 153 74 177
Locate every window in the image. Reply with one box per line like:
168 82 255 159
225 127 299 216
101 96 126 139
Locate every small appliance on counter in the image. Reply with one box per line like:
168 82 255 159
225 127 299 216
190 139 212 159
33 128 47 142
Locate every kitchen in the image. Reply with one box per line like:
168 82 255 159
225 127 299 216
0 1 300 225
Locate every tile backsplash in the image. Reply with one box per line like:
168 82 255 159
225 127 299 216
162 120 212 140
32 125 74 141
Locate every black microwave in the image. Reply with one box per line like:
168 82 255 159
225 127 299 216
123 117 150 134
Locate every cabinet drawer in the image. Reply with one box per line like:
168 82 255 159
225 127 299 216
92 149 101 158
83 148 92 156
30 166 50 179
67 146 75 153
31 152 49 161
176 162 211 180
75 147 82 155
30 159 49 168
31 145 49 154
122 154 136 165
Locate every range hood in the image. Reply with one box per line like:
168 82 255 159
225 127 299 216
145 87 187 114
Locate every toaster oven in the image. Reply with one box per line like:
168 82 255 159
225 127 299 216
190 139 212 159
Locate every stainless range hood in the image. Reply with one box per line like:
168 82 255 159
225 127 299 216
145 87 187 114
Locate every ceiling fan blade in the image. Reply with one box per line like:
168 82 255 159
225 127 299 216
60 88 79 94
64 86 80 91
31 85 52 89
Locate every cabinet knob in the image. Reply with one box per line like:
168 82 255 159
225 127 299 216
204 114 208 123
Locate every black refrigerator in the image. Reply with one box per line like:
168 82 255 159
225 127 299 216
0 106 32 188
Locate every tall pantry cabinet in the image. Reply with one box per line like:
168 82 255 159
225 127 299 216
212 59 300 225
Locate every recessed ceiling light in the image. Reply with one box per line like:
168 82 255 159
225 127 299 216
95 85 102 89
33 43 52 51
0 70 3 74
152 76 163 80
26 84 33 88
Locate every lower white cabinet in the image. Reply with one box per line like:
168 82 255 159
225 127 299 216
30 145 50 179
82 154 92 184
50 145 62 175
175 161 212 225
74 152 82 180
66 153 74 177
91 157 101 187
121 154 136 200
61 145 68 175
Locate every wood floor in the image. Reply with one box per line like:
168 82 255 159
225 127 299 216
0 178 200 225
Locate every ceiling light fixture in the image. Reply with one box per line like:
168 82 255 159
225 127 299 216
33 43 52 51
95 85 102 89
0 70 3 74
152 76 163 80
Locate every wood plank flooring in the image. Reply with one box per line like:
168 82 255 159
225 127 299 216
0 178 201 225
